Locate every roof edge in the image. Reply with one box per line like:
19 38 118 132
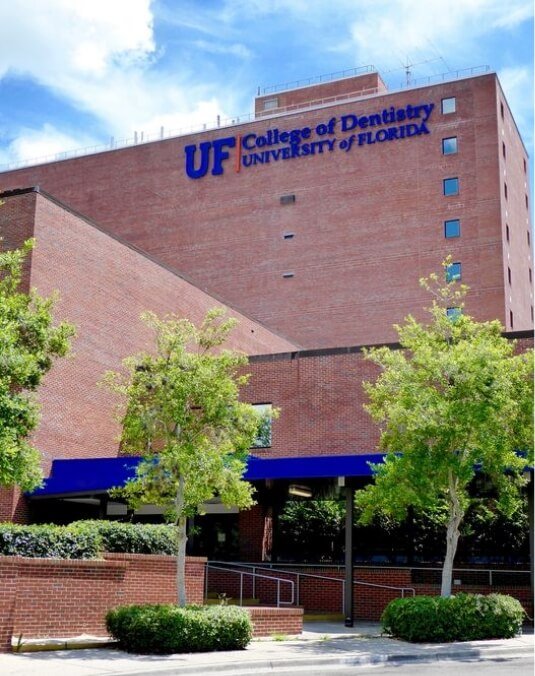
0 186 301 351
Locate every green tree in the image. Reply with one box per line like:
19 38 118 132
279 499 345 562
0 237 76 491
355 262 533 596
104 309 262 605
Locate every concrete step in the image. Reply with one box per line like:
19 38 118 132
304 613 345 622
204 596 261 606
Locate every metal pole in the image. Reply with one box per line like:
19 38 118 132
344 480 354 626
252 566 256 600
296 574 300 607
277 580 280 607
240 573 243 606
528 471 534 598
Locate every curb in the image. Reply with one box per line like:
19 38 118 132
107 645 534 676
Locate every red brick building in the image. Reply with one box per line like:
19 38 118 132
0 69 532 573
1 69 532 348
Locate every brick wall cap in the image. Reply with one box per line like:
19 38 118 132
103 553 207 563
247 607 304 615
0 555 127 569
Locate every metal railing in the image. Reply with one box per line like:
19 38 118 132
399 65 490 89
255 86 381 118
209 561 415 613
0 65 492 173
205 562 295 607
260 65 376 95
247 562 530 588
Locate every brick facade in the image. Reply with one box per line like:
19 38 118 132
0 73 531 349
0 188 296 521
244 333 533 461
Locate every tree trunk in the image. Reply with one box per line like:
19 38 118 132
441 471 464 597
175 475 188 606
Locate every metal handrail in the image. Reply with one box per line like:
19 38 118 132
205 562 295 607
209 560 415 611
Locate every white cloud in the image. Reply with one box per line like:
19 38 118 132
0 0 532 164
0 0 155 80
498 65 534 148
348 0 533 70
192 40 253 60
0 125 100 169
0 0 236 160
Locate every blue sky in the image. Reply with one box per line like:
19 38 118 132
0 0 533 169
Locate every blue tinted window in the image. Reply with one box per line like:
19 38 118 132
446 262 462 282
444 219 460 238
442 137 458 155
446 307 462 320
443 178 459 196
442 97 456 114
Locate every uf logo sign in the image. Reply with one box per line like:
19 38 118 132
184 136 236 179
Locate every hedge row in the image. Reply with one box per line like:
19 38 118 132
106 604 253 653
71 520 177 555
0 524 100 559
0 520 177 558
381 593 525 642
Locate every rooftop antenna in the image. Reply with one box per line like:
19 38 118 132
400 56 441 86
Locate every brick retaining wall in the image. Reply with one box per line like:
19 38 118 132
0 554 206 652
247 606 303 637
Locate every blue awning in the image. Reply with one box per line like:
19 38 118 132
245 454 384 480
29 453 385 498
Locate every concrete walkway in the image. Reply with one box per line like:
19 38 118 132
1 622 533 676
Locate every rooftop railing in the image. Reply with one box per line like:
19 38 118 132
0 65 491 173
259 65 377 95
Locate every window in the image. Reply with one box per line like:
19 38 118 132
524 158 527 174
509 310 514 329
529 268 532 284
506 224 510 243
446 261 462 282
441 97 456 114
526 194 529 210
508 267 512 285
280 194 296 205
531 306 534 323
446 307 462 320
528 230 531 247
502 142 506 160
500 101 504 119
504 183 508 200
444 219 461 238
283 232 294 240
443 177 459 196
263 98 279 111
251 404 273 448
442 137 458 155
282 271 294 278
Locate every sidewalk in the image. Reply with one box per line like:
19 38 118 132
1 622 533 676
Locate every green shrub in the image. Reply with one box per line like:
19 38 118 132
0 520 177 559
106 604 253 654
0 523 100 559
71 520 177 555
381 593 525 642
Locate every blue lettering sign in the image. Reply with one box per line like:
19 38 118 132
184 103 434 179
